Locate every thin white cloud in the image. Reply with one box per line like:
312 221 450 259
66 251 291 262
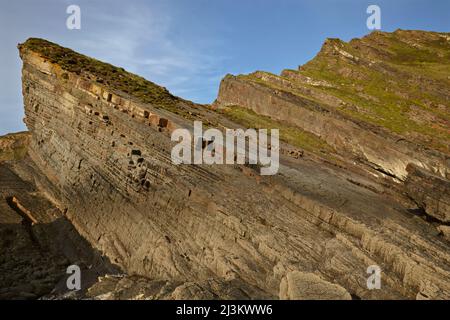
69 2 227 103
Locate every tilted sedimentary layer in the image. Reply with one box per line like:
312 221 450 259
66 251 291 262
0 132 30 162
405 164 450 223
2 31 450 299
215 30 450 181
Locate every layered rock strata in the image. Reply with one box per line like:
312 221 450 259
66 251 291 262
215 30 450 181
2 32 449 299
405 164 450 223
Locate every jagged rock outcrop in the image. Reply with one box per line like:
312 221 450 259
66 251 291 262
86 275 253 300
279 271 352 300
405 164 450 223
1 31 449 300
0 132 30 162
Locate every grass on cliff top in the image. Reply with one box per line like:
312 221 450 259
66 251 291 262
220 105 335 155
298 58 449 152
20 38 181 112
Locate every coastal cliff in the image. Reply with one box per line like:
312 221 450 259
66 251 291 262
1 31 449 299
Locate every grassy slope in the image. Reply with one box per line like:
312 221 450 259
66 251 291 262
238 30 450 153
220 106 335 155
19 38 182 113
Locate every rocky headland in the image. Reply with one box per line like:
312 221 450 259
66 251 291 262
0 30 449 299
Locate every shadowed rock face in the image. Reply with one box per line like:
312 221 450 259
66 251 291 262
0 162 118 300
1 31 449 299
405 164 450 223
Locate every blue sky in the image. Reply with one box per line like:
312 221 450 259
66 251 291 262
0 0 449 135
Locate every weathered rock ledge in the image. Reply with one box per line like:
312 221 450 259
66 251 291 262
405 164 450 223
215 30 450 181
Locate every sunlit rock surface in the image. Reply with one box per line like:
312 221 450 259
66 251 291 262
0 31 449 299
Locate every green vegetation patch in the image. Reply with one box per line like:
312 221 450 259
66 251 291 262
220 105 335 155
20 38 181 112
282 32 450 153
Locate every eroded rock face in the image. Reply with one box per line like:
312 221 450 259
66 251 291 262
438 226 450 241
0 132 30 162
405 164 450 223
0 161 117 299
86 275 254 300
279 271 352 300
2 33 449 300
